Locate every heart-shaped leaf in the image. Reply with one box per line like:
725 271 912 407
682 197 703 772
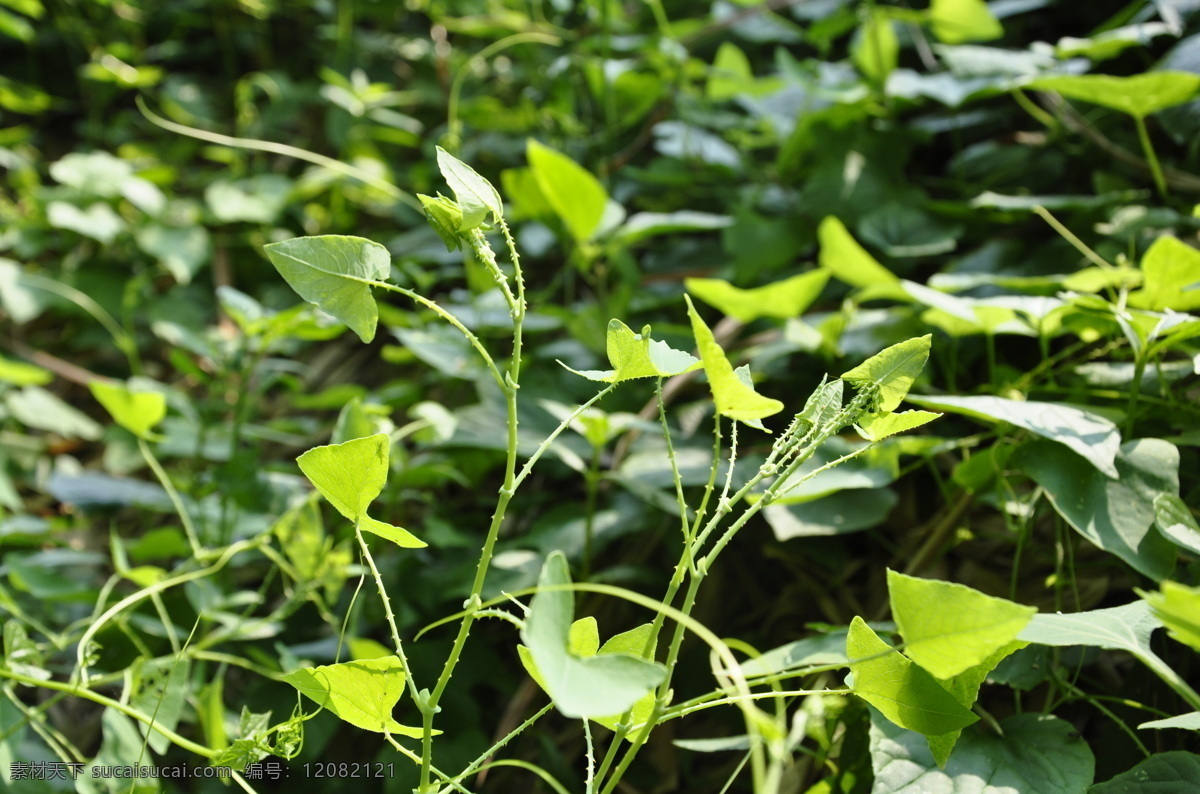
281 657 423 737
89 380 166 440
520 552 666 719
561 320 700 383
264 235 390 343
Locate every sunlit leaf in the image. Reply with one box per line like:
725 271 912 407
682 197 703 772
888 570 1035 679
928 0 1003 44
686 295 783 430
684 271 829 323
818 216 898 288
281 657 423 737
847 617 979 737
856 409 940 441
89 380 166 440
264 235 389 343
1140 581 1200 653
909 395 1120 478
1028 71 1200 119
1154 493 1200 556
358 515 426 549
297 434 390 521
561 320 700 383
527 139 608 243
841 335 932 413
1127 236 1200 312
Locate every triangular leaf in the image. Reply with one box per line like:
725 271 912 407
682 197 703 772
89 380 166 440
684 271 829 323
888 570 1035 679
841 335 932 413
847 617 979 736
264 235 390 343
686 295 783 430
297 434 390 522
280 657 423 737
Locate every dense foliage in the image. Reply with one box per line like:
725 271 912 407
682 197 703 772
2 0 1200 792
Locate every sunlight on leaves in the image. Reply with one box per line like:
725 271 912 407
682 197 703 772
1029 71 1200 119
684 271 829 323
846 617 978 737
818 216 898 288
888 570 1035 679
1139 581 1200 653
527 139 608 243
928 0 1003 44
841 335 932 413
561 320 699 383
686 295 783 430
89 380 166 440
281 657 424 737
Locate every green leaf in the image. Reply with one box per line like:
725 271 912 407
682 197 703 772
521 552 666 719
280 657 423 737
684 271 829 323
841 335 932 414
818 216 898 288
847 617 979 737
1028 71 1200 119
1140 581 1200 653
297 434 390 521
1055 22 1174 62
851 13 899 82
89 380 166 440
928 0 1003 44
707 42 755 101
527 139 608 243
3 622 49 681
613 211 732 245
1015 439 1178 580
925 640 1027 767
0 354 50 385
132 658 189 754
358 515 426 549
594 623 659 741
856 409 941 441
1127 236 1200 311
562 320 700 383
136 224 211 284
1154 494 1200 556
7 385 103 440
1091 752 1200 791
869 713 1094 792
47 201 125 244
205 174 291 224
887 570 1035 679
418 193 464 251
908 395 1120 478
686 295 783 430
435 147 502 230
1018 600 1160 657
264 235 390 343
1139 713 1200 731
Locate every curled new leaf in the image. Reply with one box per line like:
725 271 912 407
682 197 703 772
435 147 503 230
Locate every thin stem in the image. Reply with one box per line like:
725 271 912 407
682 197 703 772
440 704 552 793
20 273 141 373
356 525 421 704
137 97 423 211
1134 115 1167 198
513 384 618 489
139 438 203 557
0 669 215 758
1031 205 1115 273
